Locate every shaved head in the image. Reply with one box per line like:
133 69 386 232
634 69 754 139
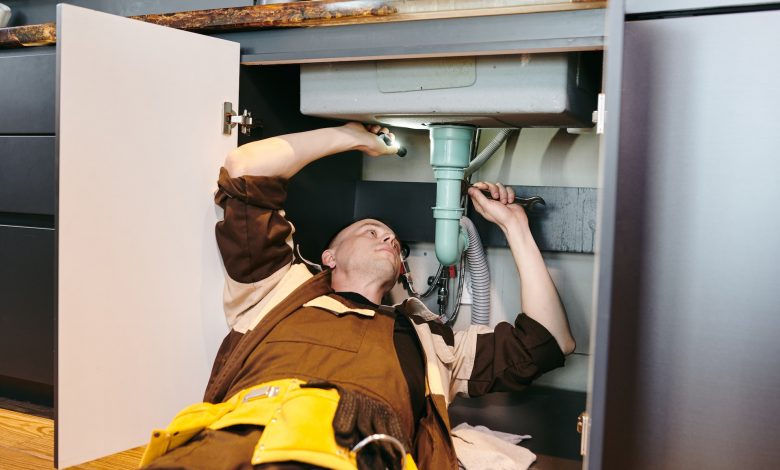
325 218 395 252
320 218 401 297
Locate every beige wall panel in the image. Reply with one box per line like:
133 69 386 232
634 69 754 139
56 5 238 467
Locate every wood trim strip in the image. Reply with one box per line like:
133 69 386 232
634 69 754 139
137 1 397 31
0 1 395 48
0 23 56 48
0 1 605 49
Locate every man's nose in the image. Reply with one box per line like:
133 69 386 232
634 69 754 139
382 233 398 249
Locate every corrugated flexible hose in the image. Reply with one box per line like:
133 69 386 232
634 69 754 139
460 216 490 325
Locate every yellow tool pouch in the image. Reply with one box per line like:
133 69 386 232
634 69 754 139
139 378 417 470
249 381 353 469
139 378 297 467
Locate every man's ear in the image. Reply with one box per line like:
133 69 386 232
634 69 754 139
321 249 336 269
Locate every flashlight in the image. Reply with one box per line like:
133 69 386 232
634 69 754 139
378 132 408 158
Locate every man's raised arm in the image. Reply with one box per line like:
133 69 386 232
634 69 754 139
224 122 399 179
468 181 576 355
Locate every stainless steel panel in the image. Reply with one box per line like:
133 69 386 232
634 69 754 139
627 0 780 14
585 0 625 467
0 226 54 385
603 10 780 469
300 53 599 129
0 49 55 134
0 136 55 215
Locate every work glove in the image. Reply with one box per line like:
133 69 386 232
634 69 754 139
302 382 409 470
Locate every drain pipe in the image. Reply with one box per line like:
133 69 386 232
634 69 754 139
430 125 476 266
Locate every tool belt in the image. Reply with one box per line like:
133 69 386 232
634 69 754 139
139 378 417 470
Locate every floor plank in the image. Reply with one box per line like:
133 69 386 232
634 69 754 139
0 444 55 470
0 408 54 461
0 405 144 469
71 447 144 470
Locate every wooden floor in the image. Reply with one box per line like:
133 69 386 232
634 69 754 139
1 397 580 469
0 400 143 470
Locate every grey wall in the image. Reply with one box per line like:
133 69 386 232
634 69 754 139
3 0 252 26
627 0 780 14
602 8 780 469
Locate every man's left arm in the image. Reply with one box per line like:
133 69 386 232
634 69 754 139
468 182 576 355
446 182 575 399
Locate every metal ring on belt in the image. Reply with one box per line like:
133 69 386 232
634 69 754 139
351 434 409 470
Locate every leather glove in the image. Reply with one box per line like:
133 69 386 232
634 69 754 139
303 382 409 470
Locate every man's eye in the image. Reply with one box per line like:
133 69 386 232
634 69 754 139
369 230 377 237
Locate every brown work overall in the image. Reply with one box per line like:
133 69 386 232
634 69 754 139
144 286 455 469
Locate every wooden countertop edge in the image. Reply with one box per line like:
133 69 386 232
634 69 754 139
0 1 606 49
299 2 606 27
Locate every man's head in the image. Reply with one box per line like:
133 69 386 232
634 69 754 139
321 218 401 294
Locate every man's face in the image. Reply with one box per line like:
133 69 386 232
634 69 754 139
322 219 401 287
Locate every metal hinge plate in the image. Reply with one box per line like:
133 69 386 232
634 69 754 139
592 93 606 134
223 101 262 136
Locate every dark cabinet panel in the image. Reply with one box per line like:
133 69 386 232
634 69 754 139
0 136 55 215
0 226 54 385
0 50 55 134
450 387 585 462
237 65 362 264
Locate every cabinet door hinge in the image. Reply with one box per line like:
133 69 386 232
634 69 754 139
223 102 262 136
577 411 591 456
592 93 606 134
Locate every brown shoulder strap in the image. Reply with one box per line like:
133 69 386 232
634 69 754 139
203 270 333 403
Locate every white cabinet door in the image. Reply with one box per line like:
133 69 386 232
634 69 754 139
56 4 238 467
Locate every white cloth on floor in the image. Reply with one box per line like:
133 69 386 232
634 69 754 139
451 422 536 470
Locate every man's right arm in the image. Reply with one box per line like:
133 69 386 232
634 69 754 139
224 122 398 179
215 123 397 330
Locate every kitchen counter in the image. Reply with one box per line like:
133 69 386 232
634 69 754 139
0 0 604 49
